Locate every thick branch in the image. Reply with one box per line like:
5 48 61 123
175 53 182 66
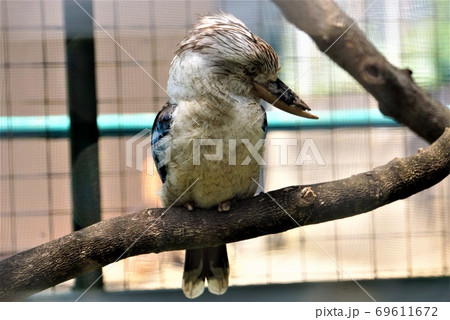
273 0 450 143
1 128 449 301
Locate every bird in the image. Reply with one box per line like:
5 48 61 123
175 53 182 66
151 13 318 299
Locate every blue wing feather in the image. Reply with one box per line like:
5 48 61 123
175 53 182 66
151 102 177 183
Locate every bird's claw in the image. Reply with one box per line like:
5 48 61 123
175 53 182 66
218 200 231 212
184 202 195 211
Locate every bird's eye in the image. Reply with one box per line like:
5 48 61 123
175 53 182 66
247 66 258 75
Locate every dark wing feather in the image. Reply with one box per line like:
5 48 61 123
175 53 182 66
151 102 177 183
258 106 268 193
261 105 268 137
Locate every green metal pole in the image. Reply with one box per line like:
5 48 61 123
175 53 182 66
64 0 103 291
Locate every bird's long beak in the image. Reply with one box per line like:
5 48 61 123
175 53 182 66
252 78 318 119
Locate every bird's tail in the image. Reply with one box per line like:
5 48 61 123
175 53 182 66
182 245 229 299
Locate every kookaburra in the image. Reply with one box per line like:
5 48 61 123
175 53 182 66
151 13 317 299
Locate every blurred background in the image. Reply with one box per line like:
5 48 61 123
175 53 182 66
0 0 448 301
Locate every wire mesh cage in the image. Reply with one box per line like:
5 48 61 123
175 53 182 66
0 0 449 299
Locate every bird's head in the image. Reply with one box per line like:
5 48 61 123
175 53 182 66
168 13 318 119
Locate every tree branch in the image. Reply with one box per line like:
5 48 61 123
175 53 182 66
1 0 449 301
273 0 450 143
1 128 449 301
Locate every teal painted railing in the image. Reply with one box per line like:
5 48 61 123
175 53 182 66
0 109 402 138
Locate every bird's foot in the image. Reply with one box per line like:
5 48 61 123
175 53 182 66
207 275 228 295
184 202 195 211
182 272 205 299
217 200 231 212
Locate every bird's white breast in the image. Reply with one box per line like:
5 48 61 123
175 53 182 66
160 98 266 209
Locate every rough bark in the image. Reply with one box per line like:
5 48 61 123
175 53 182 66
273 0 450 143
